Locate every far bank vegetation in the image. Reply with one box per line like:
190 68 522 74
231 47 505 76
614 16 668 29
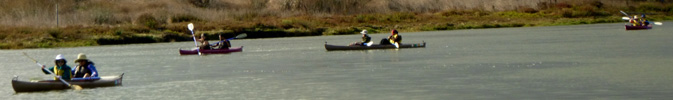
1 0 672 49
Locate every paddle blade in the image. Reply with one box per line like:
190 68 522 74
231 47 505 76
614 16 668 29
619 10 629 16
394 43 399 48
654 22 663 25
188 23 194 31
622 17 630 21
235 33 247 39
71 85 83 90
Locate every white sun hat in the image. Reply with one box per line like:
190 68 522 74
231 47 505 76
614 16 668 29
360 30 368 34
55 54 65 60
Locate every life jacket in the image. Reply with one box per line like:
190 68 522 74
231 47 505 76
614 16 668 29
74 64 92 78
639 18 649 25
389 34 401 44
52 65 72 80
631 19 641 26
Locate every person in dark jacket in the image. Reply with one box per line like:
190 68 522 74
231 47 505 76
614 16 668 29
211 34 231 49
72 53 99 78
350 30 372 46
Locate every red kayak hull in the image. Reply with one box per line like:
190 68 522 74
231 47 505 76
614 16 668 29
625 25 652 30
179 46 243 55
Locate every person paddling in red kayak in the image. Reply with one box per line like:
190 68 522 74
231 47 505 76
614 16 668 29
41 54 72 80
72 53 99 78
211 34 231 49
196 34 212 50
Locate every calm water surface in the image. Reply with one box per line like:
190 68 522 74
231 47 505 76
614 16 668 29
2 22 672 100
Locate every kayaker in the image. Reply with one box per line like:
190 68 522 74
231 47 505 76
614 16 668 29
196 34 211 50
640 14 650 26
379 29 402 45
41 54 72 80
72 53 99 78
349 30 372 46
211 34 231 49
630 15 641 26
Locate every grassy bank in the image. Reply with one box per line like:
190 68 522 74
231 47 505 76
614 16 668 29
1 0 672 49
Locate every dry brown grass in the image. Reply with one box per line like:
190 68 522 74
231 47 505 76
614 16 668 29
1 0 672 49
5 0 663 27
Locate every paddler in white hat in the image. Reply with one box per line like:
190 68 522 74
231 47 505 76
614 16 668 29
41 54 73 80
349 30 373 46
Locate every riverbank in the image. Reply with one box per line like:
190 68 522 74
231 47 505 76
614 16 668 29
1 0 672 49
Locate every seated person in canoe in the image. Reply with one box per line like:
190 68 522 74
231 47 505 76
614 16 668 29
72 53 99 78
379 29 402 45
41 54 73 80
196 34 212 50
629 15 642 26
211 34 231 49
639 14 650 26
349 30 372 46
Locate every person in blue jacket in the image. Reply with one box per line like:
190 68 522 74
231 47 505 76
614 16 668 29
72 53 98 78
41 54 72 80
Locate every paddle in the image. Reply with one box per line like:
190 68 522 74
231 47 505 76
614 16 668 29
621 17 630 21
211 33 247 46
187 23 201 55
619 10 630 18
226 33 247 41
22 52 82 90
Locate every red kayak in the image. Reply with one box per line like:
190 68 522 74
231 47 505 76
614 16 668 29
625 25 652 30
179 46 243 55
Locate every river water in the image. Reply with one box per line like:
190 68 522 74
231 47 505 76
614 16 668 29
2 22 672 100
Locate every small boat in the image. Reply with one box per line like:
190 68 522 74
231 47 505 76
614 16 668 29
625 25 652 30
12 73 124 93
179 46 243 55
325 42 426 51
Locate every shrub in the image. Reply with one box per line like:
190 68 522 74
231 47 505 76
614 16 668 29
161 31 191 42
171 14 201 23
591 1 604 8
322 27 359 35
555 3 572 8
386 12 416 22
637 2 665 12
518 7 538 13
496 11 543 18
94 10 117 25
355 14 377 22
96 34 159 45
188 0 211 8
136 13 162 29
47 29 62 39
